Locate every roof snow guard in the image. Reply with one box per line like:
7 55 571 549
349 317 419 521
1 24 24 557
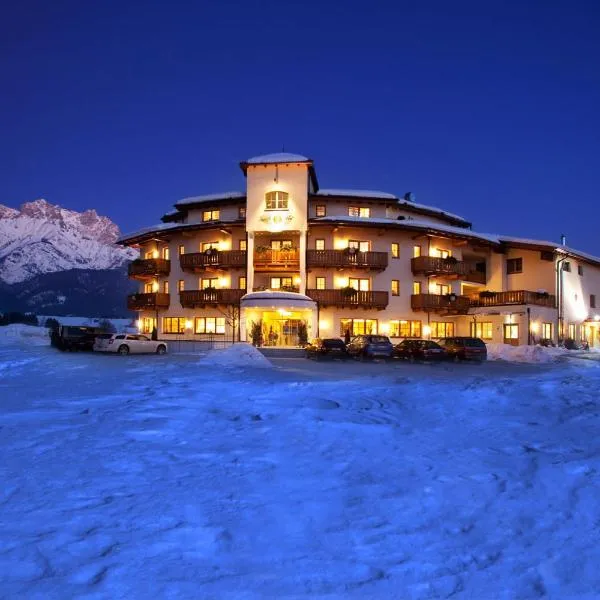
240 152 319 190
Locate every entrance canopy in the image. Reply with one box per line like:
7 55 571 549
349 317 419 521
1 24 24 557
240 291 316 310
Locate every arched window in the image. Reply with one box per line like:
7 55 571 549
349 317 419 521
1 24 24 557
265 191 288 210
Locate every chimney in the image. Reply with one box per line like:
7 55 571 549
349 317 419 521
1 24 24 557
560 234 566 246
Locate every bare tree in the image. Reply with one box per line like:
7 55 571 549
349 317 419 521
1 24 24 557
218 304 241 343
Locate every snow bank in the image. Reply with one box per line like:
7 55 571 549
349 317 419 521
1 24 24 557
199 343 273 369
0 324 50 346
486 343 567 363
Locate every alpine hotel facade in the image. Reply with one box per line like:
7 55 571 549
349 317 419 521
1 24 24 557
119 153 600 348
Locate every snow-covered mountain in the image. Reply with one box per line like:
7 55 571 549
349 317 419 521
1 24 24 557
0 199 137 284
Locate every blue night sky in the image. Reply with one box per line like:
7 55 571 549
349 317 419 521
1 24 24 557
1 1 599 252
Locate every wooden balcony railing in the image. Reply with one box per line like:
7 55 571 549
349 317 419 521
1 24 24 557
128 258 171 279
254 249 299 270
411 256 486 283
127 293 170 311
307 249 388 270
306 289 389 309
179 289 246 307
470 290 556 308
253 286 300 293
411 293 470 314
180 250 246 271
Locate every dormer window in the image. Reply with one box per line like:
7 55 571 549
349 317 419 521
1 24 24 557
203 209 220 222
265 191 288 210
348 206 370 218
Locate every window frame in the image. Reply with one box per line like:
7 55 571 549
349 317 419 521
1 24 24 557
506 257 523 274
391 280 399 296
202 209 220 222
316 276 326 290
194 317 226 335
265 191 289 211
348 206 371 218
391 243 399 259
163 317 186 334
315 239 325 251
315 204 326 217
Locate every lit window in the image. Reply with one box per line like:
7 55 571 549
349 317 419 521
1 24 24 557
144 282 153 293
315 239 325 250
431 248 450 259
348 206 370 218
316 277 326 290
265 191 289 210
195 317 225 335
413 245 421 258
239 276 247 290
348 240 370 252
504 323 519 341
542 323 552 339
391 280 399 296
178 280 185 292
413 281 422 295
161 247 170 260
201 278 218 289
391 243 399 259
239 206 246 219
202 242 219 252
163 317 186 334
315 205 326 217
470 322 493 339
348 278 370 291
203 209 220 222
239 240 247 251
179 245 185 255
340 319 378 336
141 317 156 334
163 281 169 294
393 320 421 338
431 322 455 338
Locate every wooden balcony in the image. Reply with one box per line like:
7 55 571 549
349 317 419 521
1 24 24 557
470 290 556 308
127 293 170 311
306 289 389 310
411 293 470 314
180 250 246 271
254 249 299 271
307 249 388 270
411 256 486 283
128 258 171 280
179 289 246 307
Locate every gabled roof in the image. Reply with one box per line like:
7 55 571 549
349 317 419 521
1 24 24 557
240 152 319 190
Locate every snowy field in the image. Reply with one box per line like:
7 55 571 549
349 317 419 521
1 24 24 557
2 327 600 598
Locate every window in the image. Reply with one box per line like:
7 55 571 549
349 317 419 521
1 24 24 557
271 240 292 250
315 205 326 217
430 283 450 295
178 280 185 292
591 294 596 309
391 243 399 259
340 318 378 336
568 323 576 339
202 241 219 251
140 317 156 334
348 278 370 291
431 248 451 259
195 317 225 335
504 323 519 341
144 282 154 293
578 265 584 276
540 251 554 261
203 209 220 222
470 322 493 339
413 281 422 295
431 322 455 338
239 206 246 219
563 262 571 272
163 281 169 294
201 278 219 289
348 240 370 252
388 320 421 338
413 245 421 258
161 247 170 260
179 245 185 255
239 276 247 290
348 206 370 218
145 250 154 259
239 240 247 251
542 322 553 339
315 239 325 250
265 191 289 210
270 277 293 290
163 317 186 334
391 280 399 296
506 258 523 274
316 277 326 290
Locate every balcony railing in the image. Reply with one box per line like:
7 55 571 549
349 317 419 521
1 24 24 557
127 293 170 311
411 256 486 283
128 258 171 279
306 289 389 309
307 249 388 270
253 286 300 293
179 289 246 307
411 293 470 314
180 250 246 271
254 249 299 270
470 290 556 308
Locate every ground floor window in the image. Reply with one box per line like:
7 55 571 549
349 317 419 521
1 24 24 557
141 317 156 334
163 317 186 334
431 322 454 338
389 320 421 338
340 318 378 336
542 322 552 339
470 321 493 339
195 317 225 334
503 323 519 343
568 323 576 339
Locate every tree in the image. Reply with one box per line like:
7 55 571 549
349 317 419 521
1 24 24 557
45 317 60 331
97 318 116 333
218 304 241 342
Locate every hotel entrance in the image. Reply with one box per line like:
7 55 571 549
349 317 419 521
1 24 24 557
260 312 304 347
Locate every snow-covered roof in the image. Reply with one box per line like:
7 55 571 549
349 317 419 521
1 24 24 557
315 189 397 200
117 222 185 244
244 153 311 165
175 191 246 207
240 291 316 309
396 199 469 225
499 235 600 265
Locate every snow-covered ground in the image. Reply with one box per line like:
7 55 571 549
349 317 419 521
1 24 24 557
2 328 600 598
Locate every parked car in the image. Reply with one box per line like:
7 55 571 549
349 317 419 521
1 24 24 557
346 335 394 360
93 334 168 355
438 336 487 361
305 338 350 360
50 326 106 352
393 339 447 361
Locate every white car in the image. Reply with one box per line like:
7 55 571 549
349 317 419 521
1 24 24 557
93 334 168 355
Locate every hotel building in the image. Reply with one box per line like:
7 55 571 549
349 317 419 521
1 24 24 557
119 153 600 347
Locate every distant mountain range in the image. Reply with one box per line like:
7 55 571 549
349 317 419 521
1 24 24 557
0 199 137 316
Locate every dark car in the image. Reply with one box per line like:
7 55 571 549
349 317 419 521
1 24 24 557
305 338 349 360
50 326 107 352
346 335 394 360
394 339 447 361
438 336 487 361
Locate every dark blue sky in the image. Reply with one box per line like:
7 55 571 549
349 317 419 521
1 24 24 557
1 0 599 252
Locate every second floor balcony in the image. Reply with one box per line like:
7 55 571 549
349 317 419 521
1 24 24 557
307 249 388 270
411 256 486 283
470 290 556 308
180 250 246 271
127 292 170 311
411 293 470 314
128 258 171 280
254 248 300 271
306 289 389 310
179 289 246 307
